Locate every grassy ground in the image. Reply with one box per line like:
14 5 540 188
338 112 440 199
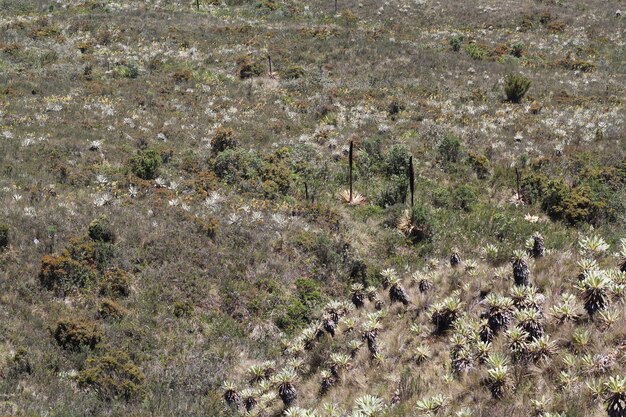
0 0 624 416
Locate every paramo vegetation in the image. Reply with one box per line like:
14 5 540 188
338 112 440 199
0 0 624 416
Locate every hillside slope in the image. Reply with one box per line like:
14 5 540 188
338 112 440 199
0 0 624 416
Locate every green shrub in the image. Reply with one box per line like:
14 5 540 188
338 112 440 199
213 148 263 184
431 186 452 208
570 60 596 73
275 298 309 334
65 236 115 272
274 278 324 333
520 168 620 226
39 253 96 295
295 278 323 306
542 181 596 225
504 74 531 103
465 43 488 60
259 149 292 197
510 42 524 57
10 347 32 376
88 216 115 243
406 204 435 243
452 184 478 212
439 134 462 164
171 68 193 82
77 351 145 401
193 216 219 239
53 318 102 350
0 223 8 249
388 99 404 118
113 62 139 79
384 144 411 177
100 268 131 297
362 136 383 164
449 35 463 52
520 172 547 204
130 149 162 180
376 175 409 208
210 127 238 154
256 0 278 11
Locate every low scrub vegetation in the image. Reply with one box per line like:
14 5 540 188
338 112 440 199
0 0 623 416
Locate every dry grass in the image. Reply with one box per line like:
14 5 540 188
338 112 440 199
0 0 624 416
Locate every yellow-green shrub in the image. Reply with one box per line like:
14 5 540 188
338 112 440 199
99 268 131 298
39 253 96 295
77 351 145 401
53 318 102 350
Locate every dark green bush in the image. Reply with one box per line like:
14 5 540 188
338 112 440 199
542 181 596 225
510 42 524 57
256 0 278 11
53 318 102 350
77 351 145 401
388 99 404 118
213 148 263 184
0 223 8 249
376 175 409 208
113 62 139 79
10 347 32 376
275 278 324 333
66 236 115 272
407 204 434 243
504 74 531 103
210 127 238 154
193 216 219 239
432 186 452 208
130 149 162 180
439 134 462 164
384 144 411 177
259 148 292 197
362 136 383 164
88 216 115 243
449 35 463 52
520 172 547 204
521 167 622 226
173 301 193 318
275 298 309 334
452 184 478 212
295 278 323 306
237 56 263 79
